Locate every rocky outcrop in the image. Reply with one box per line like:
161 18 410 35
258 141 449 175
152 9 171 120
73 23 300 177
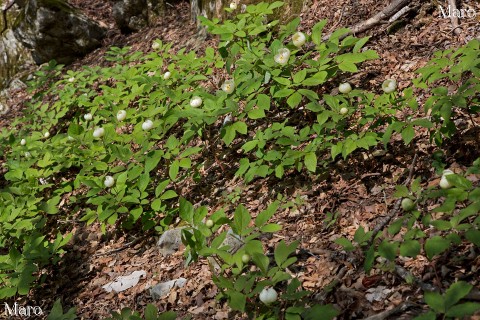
112 0 148 33
12 0 107 65
0 29 33 90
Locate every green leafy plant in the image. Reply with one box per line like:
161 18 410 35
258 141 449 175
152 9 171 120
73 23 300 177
46 299 77 320
414 282 480 320
413 39 480 145
179 198 338 319
106 304 176 320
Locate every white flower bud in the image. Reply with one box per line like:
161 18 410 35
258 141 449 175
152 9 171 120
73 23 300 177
339 107 348 115
20 138 26 146
382 79 397 93
163 71 171 80
190 96 203 108
142 119 154 131
439 169 454 189
104 176 115 188
292 32 306 47
84 113 93 121
259 287 278 304
339 83 352 94
221 79 235 94
230 2 237 9
274 48 290 65
116 110 127 121
44 131 50 138
68 77 75 83
152 42 160 50
93 127 105 138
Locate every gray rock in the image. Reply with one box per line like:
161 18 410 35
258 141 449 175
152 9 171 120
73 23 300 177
221 229 243 253
149 278 187 299
13 0 106 65
112 0 149 33
0 28 33 90
157 227 184 256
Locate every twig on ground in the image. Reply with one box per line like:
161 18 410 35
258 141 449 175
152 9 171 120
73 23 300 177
366 152 418 247
448 0 462 36
363 301 420 320
323 0 412 40
395 264 437 292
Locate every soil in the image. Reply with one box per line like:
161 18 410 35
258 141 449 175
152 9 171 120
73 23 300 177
1 0 480 319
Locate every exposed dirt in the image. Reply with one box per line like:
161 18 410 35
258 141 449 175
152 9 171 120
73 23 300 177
2 0 480 319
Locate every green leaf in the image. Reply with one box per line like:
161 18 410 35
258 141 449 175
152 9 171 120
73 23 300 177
260 223 282 233
255 201 279 227
47 298 77 320
252 252 269 275
248 108 266 119
169 160 180 181
179 197 194 224
394 185 410 198
137 173 150 192
400 240 421 257
268 1 284 10
145 150 163 173
233 204 251 236
274 240 299 266
287 92 303 108
304 152 317 172
302 72 328 86
352 36 370 52
413 311 436 320
222 125 236 146
331 143 343 159
311 20 328 45
233 121 248 134
297 89 319 101
160 189 178 200
274 88 295 98
425 236 451 260
445 302 480 317
274 77 291 86
424 291 445 313
338 61 357 72
228 291 246 312
67 123 83 136
130 207 143 222
444 281 473 309
465 229 480 246
302 304 339 320
364 245 375 273
151 199 162 211
446 174 473 190
155 179 170 197
264 71 271 84
401 124 415 145
293 69 307 84
378 240 398 261
335 237 354 251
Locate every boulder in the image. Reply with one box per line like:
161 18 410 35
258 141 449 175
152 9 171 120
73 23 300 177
0 29 33 90
13 0 106 65
112 0 149 34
